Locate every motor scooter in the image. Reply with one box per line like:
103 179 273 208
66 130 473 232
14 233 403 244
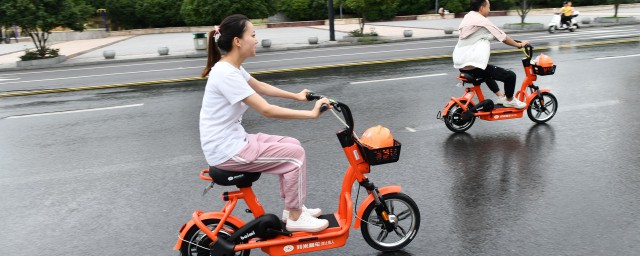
548 10 580 33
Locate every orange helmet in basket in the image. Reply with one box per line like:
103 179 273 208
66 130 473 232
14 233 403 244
535 53 554 67
360 125 394 149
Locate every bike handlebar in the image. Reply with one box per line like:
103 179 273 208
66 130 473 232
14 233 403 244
515 40 534 59
306 92 355 137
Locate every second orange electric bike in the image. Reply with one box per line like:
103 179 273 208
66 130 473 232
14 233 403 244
438 44 559 133
174 93 420 255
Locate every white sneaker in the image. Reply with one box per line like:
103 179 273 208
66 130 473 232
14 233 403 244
286 212 329 233
282 205 322 223
503 98 527 109
495 95 507 105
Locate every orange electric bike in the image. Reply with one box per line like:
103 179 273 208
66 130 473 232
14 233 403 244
437 44 559 133
174 93 420 255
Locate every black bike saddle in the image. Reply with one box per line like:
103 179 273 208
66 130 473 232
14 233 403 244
208 166 261 188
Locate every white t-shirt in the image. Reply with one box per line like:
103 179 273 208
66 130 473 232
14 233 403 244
200 62 255 166
452 27 500 70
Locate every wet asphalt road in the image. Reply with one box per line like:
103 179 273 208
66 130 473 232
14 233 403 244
1 42 639 255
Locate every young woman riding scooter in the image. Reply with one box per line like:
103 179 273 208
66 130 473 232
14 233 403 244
452 0 530 109
199 14 332 233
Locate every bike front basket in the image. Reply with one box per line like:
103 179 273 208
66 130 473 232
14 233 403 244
533 65 556 76
357 140 401 165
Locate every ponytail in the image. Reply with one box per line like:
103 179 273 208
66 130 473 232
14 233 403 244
201 30 222 78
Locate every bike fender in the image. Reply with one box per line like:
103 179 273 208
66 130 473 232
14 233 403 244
353 186 401 229
526 89 551 105
173 212 246 251
442 97 471 115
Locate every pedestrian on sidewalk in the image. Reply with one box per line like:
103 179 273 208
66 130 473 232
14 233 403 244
452 0 530 109
199 14 331 233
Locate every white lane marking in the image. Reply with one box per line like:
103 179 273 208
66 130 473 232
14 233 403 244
588 33 640 40
0 77 20 82
257 39 457 57
349 73 447 85
405 127 417 132
0 67 198 85
595 53 640 60
5 103 144 119
246 46 453 65
561 100 620 111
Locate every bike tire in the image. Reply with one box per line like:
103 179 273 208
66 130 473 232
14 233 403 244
179 218 250 256
444 102 475 133
360 193 420 252
527 92 558 124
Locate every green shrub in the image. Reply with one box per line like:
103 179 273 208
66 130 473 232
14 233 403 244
20 48 60 61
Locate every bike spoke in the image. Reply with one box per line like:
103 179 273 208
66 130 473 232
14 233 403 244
544 101 554 108
394 224 408 238
387 200 395 213
535 111 542 119
397 209 412 221
377 230 389 242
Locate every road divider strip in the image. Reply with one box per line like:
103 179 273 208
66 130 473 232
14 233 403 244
1 37 638 98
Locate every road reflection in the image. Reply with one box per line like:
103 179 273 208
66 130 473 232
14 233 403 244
442 124 556 253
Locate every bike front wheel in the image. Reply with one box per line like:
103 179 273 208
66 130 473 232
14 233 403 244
360 193 420 252
527 92 558 123
179 218 250 256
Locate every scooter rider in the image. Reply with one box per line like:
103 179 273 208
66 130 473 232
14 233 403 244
559 1 575 28
453 0 530 109
199 14 331 233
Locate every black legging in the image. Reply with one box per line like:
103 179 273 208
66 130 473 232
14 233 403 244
460 64 517 98
560 15 572 26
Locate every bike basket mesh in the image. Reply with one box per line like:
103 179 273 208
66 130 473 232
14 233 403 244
357 140 401 165
533 65 556 76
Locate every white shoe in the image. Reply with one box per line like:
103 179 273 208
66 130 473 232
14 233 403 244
503 98 527 109
495 96 507 105
282 205 322 223
286 212 329 233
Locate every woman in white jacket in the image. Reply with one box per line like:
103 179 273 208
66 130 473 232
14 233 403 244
452 0 530 109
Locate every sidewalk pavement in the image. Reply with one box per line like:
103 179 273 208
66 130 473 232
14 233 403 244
0 6 638 72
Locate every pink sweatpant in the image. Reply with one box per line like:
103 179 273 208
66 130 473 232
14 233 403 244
215 133 306 210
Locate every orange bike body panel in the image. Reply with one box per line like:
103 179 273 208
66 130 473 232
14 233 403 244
173 211 246 250
353 185 402 229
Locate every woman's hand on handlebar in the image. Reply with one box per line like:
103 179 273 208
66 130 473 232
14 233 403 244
295 89 311 101
312 98 332 117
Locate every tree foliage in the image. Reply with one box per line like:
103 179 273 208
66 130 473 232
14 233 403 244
180 0 278 26
106 0 184 29
397 0 432 16
278 0 328 21
343 0 399 34
0 0 93 59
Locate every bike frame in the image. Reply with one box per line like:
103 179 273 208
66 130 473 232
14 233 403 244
174 103 402 256
441 46 551 121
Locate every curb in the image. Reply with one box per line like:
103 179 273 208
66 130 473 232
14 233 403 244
1 37 638 98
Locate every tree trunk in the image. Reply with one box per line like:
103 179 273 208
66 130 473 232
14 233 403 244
614 4 619 18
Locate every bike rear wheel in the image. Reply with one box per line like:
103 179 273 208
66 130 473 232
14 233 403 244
444 102 475 133
179 219 250 256
361 193 420 252
527 92 558 123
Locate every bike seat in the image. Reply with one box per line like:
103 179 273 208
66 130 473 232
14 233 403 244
457 72 485 85
208 166 261 188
